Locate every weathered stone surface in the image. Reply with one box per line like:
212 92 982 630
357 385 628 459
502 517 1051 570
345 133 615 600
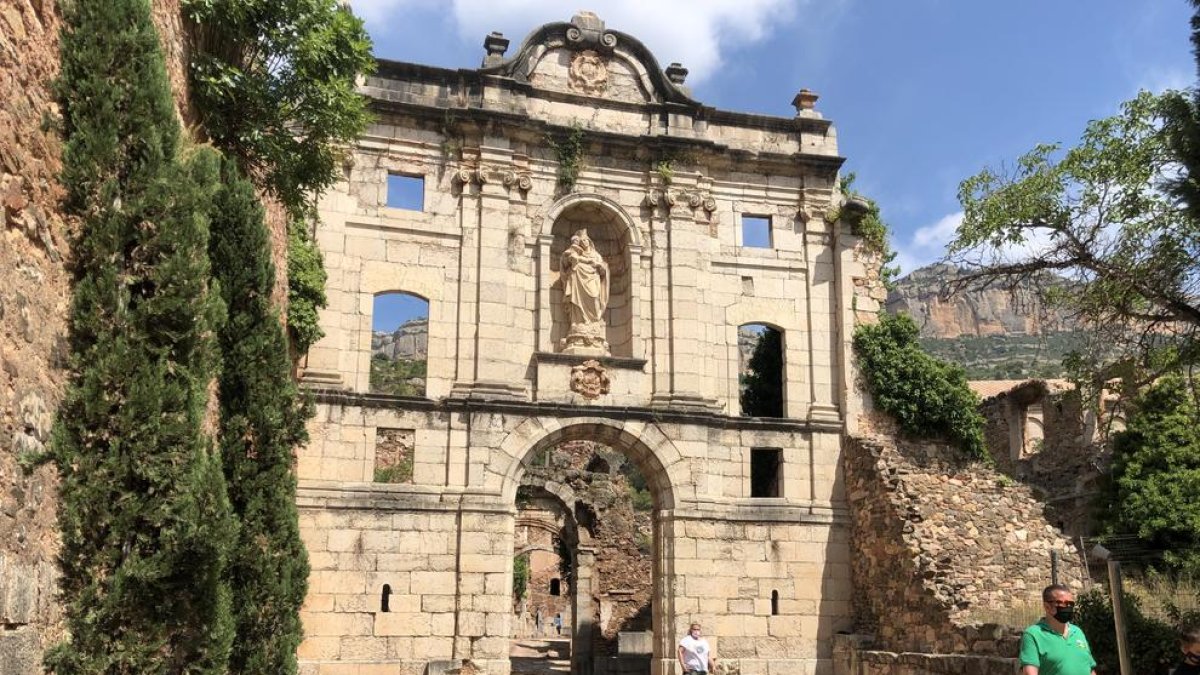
372 318 429 360
843 436 1085 655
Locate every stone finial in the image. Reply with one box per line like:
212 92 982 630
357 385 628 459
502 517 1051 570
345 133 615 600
482 32 510 67
665 63 688 85
792 89 821 119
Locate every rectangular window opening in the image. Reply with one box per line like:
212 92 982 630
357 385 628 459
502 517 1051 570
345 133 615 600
387 174 425 211
750 448 782 498
741 215 772 248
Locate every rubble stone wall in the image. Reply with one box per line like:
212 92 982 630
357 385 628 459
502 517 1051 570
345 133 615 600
843 435 1085 655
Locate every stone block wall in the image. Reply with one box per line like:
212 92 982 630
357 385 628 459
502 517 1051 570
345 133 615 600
842 435 1086 654
831 635 1020 675
297 500 515 675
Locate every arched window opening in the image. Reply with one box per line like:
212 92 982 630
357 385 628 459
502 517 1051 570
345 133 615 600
739 323 785 418
771 589 780 616
381 584 392 612
371 292 429 397
549 578 561 596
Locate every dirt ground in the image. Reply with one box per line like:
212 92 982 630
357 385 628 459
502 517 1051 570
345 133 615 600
510 637 571 675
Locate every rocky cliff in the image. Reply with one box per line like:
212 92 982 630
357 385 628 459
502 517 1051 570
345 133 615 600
886 264 1074 339
371 317 429 360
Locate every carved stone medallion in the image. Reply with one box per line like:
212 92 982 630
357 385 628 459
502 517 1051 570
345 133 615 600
570 360 611 400
569 50 608 96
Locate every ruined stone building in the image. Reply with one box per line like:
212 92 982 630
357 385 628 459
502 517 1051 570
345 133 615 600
293 11 882 675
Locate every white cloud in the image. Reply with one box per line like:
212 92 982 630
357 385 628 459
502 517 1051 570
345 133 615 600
350 0 827 84
893 211 962 276
1136 65 1192 95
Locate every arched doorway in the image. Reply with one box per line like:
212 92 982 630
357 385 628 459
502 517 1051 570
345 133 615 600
504 422 676 675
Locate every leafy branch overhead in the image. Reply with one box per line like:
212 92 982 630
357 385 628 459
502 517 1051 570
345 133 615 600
182 0 376 214
947 91 1200 391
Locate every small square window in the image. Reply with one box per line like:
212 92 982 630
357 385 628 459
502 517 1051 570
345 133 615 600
387 174 424 211
750 448 782 498
741 215 772 248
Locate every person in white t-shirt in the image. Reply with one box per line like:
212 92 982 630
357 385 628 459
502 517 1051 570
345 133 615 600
677 622 716 675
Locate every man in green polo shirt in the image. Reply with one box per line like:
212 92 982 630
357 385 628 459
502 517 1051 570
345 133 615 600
1020 584 1097 675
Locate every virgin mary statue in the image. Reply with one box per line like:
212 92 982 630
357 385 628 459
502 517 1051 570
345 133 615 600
559 229 609 353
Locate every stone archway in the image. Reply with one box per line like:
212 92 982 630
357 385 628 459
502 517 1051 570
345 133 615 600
501 420 680 675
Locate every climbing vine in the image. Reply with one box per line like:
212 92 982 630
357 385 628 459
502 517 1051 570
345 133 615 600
548 121 586 191
835 173 899 289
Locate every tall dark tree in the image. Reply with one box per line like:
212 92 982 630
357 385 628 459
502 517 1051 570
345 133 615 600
1161 1 1200 221
49 0 236 670
741 327 784 418
208 159 311 674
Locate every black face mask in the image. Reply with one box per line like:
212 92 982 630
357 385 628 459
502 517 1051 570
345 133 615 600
1054 607 1075 623
1184 653 1200 665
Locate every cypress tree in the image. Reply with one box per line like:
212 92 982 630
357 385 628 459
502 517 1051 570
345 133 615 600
49 0 236 671
208 159 311 674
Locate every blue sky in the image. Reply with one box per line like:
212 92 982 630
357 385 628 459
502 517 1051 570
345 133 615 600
354 0 1194 329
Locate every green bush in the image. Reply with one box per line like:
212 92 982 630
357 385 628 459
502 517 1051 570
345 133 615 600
853 313 987 459
741 327 784 417
513 554 530 602
369 354 428 396
1075 588 1200 675
287 219 328 353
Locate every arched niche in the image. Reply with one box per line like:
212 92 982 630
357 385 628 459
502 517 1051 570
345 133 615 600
546 197 638 357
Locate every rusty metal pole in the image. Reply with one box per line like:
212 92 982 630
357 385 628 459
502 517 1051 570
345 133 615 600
1107 560 1133 675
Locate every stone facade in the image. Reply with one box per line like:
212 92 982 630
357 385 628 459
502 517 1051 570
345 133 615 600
297 11 879 675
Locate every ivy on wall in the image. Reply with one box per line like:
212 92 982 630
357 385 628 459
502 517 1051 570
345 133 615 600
853 313 987 460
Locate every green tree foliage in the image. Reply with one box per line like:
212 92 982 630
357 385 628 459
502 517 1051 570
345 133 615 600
948 92 1200 397
1105 376 1200 573
740 327 784 418
513 554 530 602
182 0 375 213
853 314 987 459
1075 588 1200 675
182 0 375 352
287 219 328 353
208 159 311 674
49 0 236 669
369 353 427 396
1160 1 1200 225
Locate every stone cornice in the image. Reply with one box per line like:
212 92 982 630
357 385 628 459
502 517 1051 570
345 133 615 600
305 387 844 433
367 59 837 137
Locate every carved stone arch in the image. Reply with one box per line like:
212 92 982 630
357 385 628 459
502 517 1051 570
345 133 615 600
539 192 643 249
479 12 699 106
496 417 681 510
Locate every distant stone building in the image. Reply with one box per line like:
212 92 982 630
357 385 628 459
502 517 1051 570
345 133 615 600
294 10 885 675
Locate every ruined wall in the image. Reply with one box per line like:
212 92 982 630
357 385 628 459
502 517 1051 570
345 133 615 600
978 386 1102 536
0 3 293 672
843 435 1086 655
0 2 69 670
831 635 1019 675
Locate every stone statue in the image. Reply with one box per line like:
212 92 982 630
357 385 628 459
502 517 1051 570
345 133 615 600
559 229 609 354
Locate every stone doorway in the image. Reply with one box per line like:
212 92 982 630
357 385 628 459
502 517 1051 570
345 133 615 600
509 429 666 675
